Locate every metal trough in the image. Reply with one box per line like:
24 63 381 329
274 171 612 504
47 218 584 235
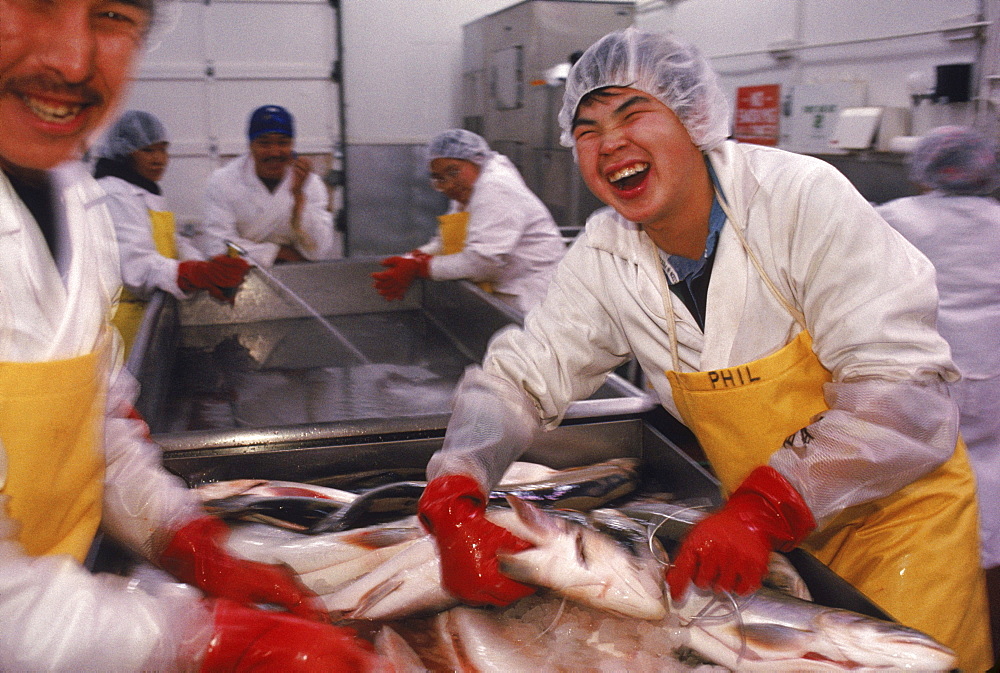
129 257 654 439
124 258 891 625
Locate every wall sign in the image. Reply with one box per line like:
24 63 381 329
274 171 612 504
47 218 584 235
734 84 780 146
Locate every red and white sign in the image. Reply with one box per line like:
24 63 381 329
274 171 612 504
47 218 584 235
734 84 780 146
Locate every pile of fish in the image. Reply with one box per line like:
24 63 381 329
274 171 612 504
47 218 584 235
195 461 957 672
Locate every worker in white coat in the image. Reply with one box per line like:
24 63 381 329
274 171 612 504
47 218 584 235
414 28 991 670
200 105 337 266
877 124 1000 655
372 130 565 314
0 0 386 668
95 110 250 354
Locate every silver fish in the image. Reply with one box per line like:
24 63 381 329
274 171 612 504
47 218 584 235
309 458 641 534
320 536 458 620
491 495 667 621
621 502 955 669
313 496 666 622
673 584 957 671
412 595 716 673
224 517 423 574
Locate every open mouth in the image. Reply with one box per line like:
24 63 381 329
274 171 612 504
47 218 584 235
21 94 85 124
607 162 649 191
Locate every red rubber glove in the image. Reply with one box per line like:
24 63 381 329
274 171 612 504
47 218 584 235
159 516 327 621
178 255 251 302
371 250 431 301
200 599 387 672
665 466 816 600
418 474 536 607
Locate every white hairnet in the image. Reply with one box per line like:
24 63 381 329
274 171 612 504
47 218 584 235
426 129 494 166
98 110 168 160
558 27 731 151
908 125 1000 196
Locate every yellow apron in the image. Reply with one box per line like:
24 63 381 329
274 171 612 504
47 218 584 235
437 212 493 294
658 226 991 670
111 209 177 356
0 344 107 562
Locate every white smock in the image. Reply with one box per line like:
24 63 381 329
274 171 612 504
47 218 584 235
201 153 335 266
0 163 211 670
429 141 960 529
878 191 1000 567
97 175 204 299
419 153 565 314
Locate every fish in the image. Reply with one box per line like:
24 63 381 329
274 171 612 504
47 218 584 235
307 481 426 534
672 584 957 671
223 517 423 574
492 457 640 510
491 495 667 621
308 457 641 534
312 496 666 622
202 494 345 531
194 478 358 503
613 503 812 602
373 626 429 673
619 503 955 670
399 594 717 673
320 536 459 620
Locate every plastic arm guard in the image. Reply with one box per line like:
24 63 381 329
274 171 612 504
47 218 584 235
200 600 386 673
177 255 250 302
159 517 327 621
417 474 536 607
665 466 816 600
371 250 431 301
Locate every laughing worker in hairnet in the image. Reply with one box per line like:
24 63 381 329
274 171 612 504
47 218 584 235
95 110 250 354
415 27 991 669
0 0 384 668
372 129 566 314
199 105 337 266
877 125 1000 655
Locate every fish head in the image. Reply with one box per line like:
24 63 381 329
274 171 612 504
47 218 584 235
815 610 957 670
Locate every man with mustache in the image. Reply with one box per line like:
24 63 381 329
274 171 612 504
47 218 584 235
416 27 991 670
0 0 384 669
199 104 337 266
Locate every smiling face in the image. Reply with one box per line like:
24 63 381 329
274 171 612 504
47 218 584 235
0 0 150 179
572 87 713 254
250 132 294 183
130 139 168 183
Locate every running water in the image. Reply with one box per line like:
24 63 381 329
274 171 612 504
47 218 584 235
226 241 370 364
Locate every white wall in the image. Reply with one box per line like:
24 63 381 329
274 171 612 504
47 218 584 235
118 0 996 228
341 0 523 144
635 0 993 140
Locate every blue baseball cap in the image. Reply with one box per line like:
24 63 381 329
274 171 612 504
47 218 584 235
248 105 294 141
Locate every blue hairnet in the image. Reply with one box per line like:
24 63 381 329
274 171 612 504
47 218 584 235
99 110 168 160
908 126 1000 196
426 129 494 166
558 27 731 151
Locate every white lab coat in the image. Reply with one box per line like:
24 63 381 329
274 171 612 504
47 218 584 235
0 164 210 670
878 191 1000 566
430 141 960 526
201 153 335 266
419 154 565 313
97 175 205 299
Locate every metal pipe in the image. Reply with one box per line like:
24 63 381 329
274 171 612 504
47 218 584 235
709 21 991 60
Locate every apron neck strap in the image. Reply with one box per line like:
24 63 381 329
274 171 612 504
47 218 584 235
650 194 807 371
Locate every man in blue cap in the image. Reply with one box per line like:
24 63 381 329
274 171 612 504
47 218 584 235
199 104 336 266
